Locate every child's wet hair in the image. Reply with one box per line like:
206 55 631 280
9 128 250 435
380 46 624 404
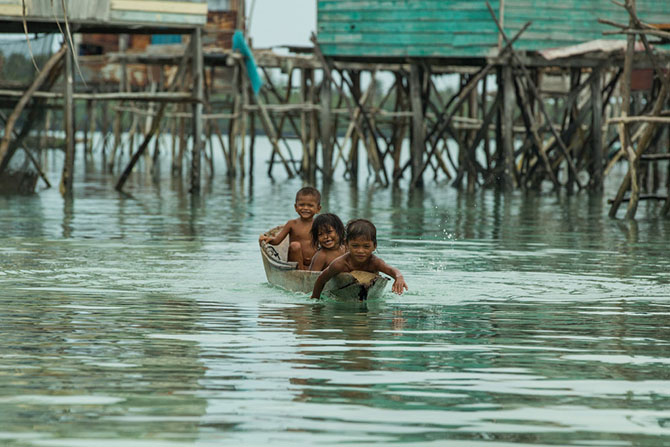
311 213 345 248
295 186 321 204
345 219 377 245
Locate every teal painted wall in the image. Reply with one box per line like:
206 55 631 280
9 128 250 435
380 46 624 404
317 0 670 59
506 0 670 51
318 0 501 58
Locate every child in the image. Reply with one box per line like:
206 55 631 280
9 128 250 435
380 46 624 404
259 186 321 270
311 219 408 298
309 213 346 271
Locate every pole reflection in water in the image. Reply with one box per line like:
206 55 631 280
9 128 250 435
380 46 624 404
0 138 669 446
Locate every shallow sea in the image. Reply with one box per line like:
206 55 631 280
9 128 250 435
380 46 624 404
1 138 669 446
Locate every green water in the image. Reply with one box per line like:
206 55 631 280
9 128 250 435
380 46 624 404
1 142 669 446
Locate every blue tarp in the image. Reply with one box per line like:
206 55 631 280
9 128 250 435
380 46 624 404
232 30 262 96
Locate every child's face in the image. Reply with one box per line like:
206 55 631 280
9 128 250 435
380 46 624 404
294 194 321 220
317 225 339 249
346 236 376 264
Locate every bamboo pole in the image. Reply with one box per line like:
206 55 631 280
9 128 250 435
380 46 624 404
60 43 75 196
0 45 66 174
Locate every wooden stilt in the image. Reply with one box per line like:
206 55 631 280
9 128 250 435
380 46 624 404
409 63 425 188
350 71 361 183
191 28 204 193
501 64 516 189
590 66 604 189
0 45 66 174
0 110 51 188
239 62 249 178
320 74 334 182
60 43 75 196
116 39 192 191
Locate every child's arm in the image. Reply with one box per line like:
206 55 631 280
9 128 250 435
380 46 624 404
374 258 408 295
259 221 292 245
310 261 344 299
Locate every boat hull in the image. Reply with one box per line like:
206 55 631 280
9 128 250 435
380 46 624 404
259 230 388 301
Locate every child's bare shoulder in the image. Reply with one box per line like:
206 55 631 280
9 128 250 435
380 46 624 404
283 218 299 229
330 253 352 271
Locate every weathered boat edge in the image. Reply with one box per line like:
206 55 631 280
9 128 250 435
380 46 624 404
259 237 389 302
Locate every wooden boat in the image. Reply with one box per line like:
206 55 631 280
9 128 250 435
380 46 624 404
259 226 389 301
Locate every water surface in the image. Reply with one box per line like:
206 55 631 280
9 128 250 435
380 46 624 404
1 140 669 446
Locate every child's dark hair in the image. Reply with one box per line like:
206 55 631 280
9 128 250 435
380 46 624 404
345 219 377 245
295 186 321 204
311 213 345 248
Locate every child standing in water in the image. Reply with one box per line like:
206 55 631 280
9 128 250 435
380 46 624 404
311 219 408 298
309 213 346 271
259 186 321 270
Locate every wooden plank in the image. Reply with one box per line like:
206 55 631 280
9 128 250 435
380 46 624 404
319 0 499 12
28 0 110 21
0 4 21 16
109 10 206 25
111 0 207 15
317 0 670 59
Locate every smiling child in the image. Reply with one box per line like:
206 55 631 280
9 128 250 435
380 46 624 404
310 219 408 298
308 213 346 271
259 187 321 270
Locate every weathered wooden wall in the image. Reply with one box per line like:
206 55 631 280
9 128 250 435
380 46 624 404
317 0 501 58
317 0 670 59
506 0 670 51
0 0 208 26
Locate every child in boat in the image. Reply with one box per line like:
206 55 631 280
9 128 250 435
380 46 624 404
259 186 321 270
310 218 408 298
309 213 346 271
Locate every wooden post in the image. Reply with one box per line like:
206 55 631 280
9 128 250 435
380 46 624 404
591 66 604 190
501 64 516 189
240 61 249 177
622 1 638 219
84 98 92 155
467 77 478 193
191 28 204 193
175 114 186 176
229 63 240 177
60 43 75 196
300 68 309 178
0 46 66 174
392 72 405 184
320 74 334 182
409 63 425 188
308 69 318 184
567 68 580 193
108 34 128 172
350 70 361 183
249 110 255 177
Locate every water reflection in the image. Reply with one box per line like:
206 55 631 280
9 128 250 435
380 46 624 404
1 139 669 445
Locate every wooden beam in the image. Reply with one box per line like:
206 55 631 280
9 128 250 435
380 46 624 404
0 45 66 175
110 0 208 15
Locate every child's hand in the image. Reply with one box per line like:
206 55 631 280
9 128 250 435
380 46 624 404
392 275 408 295
259 234 269 243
